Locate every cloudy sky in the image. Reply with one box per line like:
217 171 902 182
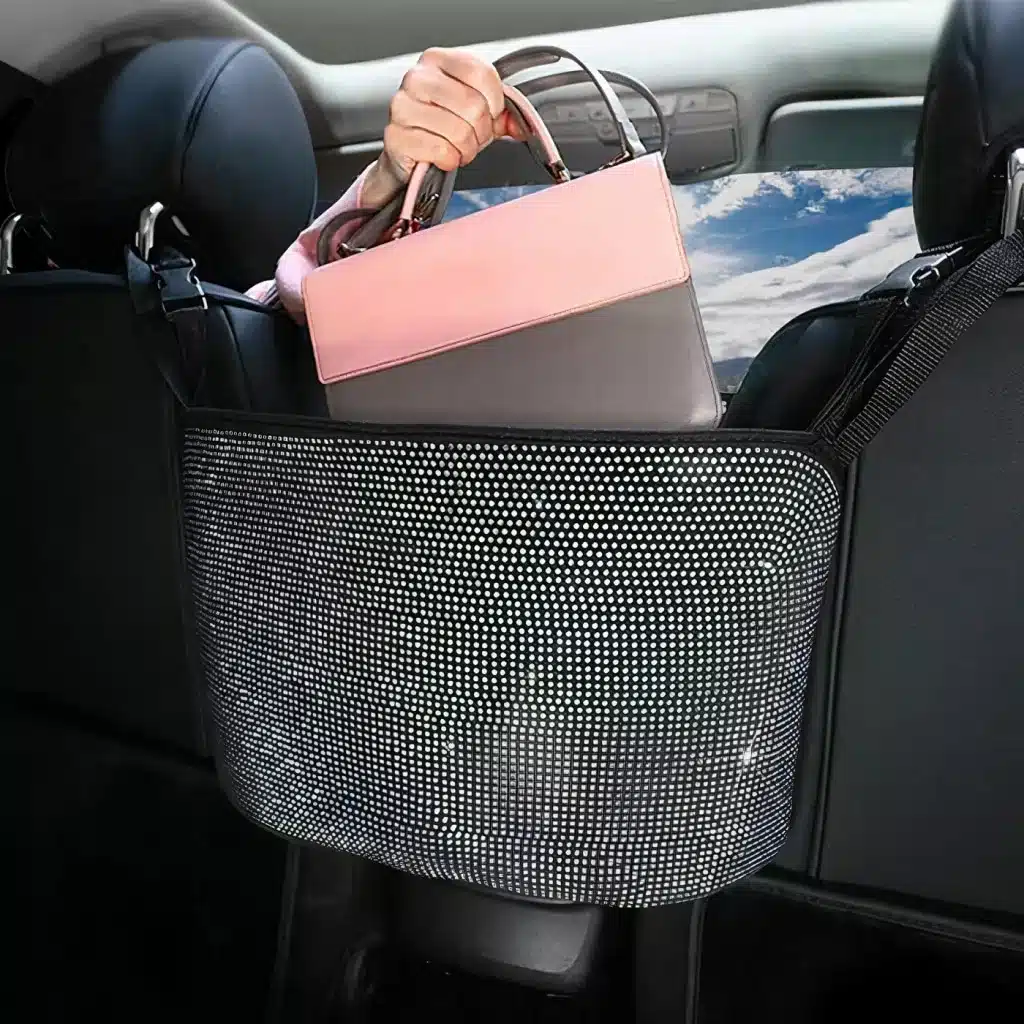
676 169 918 365
449 167 919 380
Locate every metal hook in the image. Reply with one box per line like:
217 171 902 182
1001 148 1024 238
135 201 165 262
1 213 23 274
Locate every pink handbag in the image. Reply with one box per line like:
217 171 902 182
302 46 721 431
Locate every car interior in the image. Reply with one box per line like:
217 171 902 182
2 0 1023 1021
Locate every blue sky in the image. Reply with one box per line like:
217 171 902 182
450 168 919 373
673 169 919 364
684 176 913 273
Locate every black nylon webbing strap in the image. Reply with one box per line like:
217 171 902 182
125 244 208 406
828 230 1024 466
812 293 906 441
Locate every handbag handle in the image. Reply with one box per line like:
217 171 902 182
397 68 670 224
317 47 651 265
513 69 669 160
493 46 647 164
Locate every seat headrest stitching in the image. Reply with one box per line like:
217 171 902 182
173 40 252 196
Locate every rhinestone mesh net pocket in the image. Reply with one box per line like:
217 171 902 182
182 426 841 907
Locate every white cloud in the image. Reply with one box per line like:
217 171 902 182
675 174 767 231
798 200 826 218
672 168 913 234
693 204 920 363
794 168 913 202
684 246 754 286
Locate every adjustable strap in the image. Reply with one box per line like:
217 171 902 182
812 294 907 439
814 240 986 445
126 244 208 405
823 230 1024 466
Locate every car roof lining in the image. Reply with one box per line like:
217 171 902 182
0 0 952 191
229 0 867 66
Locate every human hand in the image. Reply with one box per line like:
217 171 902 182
360 47 528 209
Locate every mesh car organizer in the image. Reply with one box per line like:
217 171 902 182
181 414 842 907
178 221 1024 908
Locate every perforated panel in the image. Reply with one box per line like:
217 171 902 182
182 426 840 907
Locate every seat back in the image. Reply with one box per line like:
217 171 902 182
817 0 1024 920
2 271 205 749
730 0 1024 924
818 288 1024 916
722 250 966 432
1 271 320 749
1 39 322 1019
1 38 319 750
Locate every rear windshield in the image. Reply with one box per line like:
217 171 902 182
446 168 918 391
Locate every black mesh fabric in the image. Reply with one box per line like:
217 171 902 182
181 422 841 907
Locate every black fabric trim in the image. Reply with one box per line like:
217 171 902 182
184 406 834 455
740 874 1024 954
809 456 860 877
266 844 302 1024
163 395 211 756
182 409 845 489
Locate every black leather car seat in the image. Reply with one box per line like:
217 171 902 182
0 39 678 1022
699 6 1024 1013
745 0 1024 924
1 39 324 1022
721 252 972 431
721 295 888 431
813 0 1024 920
723 0 1024 435
2 38 322 747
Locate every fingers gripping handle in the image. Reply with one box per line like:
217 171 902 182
397 85 567 226
320 47 649 263
396 47 648 236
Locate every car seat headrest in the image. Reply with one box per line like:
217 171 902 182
4 39 317 291
914 0 1024 250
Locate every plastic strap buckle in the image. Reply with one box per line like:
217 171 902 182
150 253 208 403
153 256 208 319
903 246 965 309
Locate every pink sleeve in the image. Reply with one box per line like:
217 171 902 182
246 163 376 323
